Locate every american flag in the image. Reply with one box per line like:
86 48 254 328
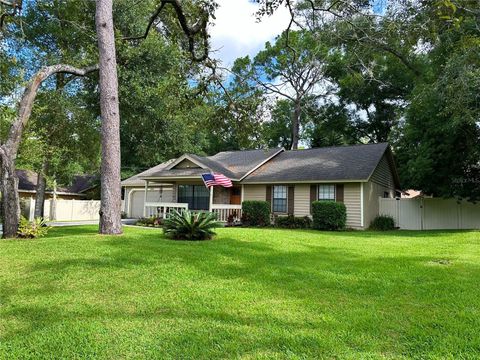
201 173 233 188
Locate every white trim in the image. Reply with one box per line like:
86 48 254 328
164 154 208 170
142 178 364 184
239 148 285 181
242 179 366 185
360 182 364 228
211 204 242 210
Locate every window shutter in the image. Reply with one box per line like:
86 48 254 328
336 184 344 203
266 185 272 211
288 186 295 215
310 184 317 214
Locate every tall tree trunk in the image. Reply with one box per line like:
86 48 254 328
0 64 98 238
0 154 20 237
96 0 122 235
291 100 302 150
34 160 48 219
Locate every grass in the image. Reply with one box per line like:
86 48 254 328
0 226 479 359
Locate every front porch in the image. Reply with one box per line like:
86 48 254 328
143 180 243 222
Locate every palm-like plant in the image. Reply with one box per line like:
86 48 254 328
163 210 222 241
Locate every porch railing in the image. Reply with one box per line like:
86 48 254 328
144 202 188 218
211 204 242 223
144 202 242 223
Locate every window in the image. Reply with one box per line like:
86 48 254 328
177 185 209 210
272 185 288 213
318 184 335 201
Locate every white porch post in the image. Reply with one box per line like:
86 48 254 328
143 180 149 217
241 185 244 204
209 186 213 212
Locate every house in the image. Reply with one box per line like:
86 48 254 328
121 143 400 229
17 170 99 200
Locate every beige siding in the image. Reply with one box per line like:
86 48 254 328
243 185 266 201
294 184 310 217
290 183 362 228
344 183 362 228
370 154 395 189
363 154 396 228
363 181 388 228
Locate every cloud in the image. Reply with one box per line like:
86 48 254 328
209 0 290 67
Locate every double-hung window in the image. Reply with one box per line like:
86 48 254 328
272 185 288 213
318 184 335 201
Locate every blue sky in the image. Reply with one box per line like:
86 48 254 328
210 0 388 66
209 0 290 66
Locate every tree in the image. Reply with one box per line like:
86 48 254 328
203 57 266 153
115 36 211 169
235 30 331 149
95 0 123 235
0 64 98 238
97 0 214 233
395 3 480 200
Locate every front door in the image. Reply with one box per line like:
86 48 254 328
230 186 241 205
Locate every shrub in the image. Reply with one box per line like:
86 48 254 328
369 215 395 231
163 210 221 240
311 201 347 230
275 215 312 229
136 217 162 227
241 201 271 226
17 217 51 239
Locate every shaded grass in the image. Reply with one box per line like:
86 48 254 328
0 226 479 359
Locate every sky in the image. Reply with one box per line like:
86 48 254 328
209 0 291 67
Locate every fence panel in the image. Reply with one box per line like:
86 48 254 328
379 198 480 230
423 199 458 230
460 201 480 229
35 199 100 222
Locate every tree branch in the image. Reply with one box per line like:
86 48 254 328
4 64 98 158
123 0 210 62
0 0 21 29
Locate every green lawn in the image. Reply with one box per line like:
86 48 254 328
1 226 479 359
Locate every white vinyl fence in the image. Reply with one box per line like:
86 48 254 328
22 198 101 222
379 198 480 230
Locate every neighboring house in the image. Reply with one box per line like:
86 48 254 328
121 143 400 229
17 170 99 200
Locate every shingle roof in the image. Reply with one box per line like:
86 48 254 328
122 143 395 186
147 148 282 180
16 170 98 194
121 159 176 186
242 143 390 183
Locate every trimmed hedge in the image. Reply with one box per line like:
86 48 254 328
369 215 395 231
241 201 271 226
312 201 346 230
275 215 312 229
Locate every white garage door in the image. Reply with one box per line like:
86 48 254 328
129 188 174 218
